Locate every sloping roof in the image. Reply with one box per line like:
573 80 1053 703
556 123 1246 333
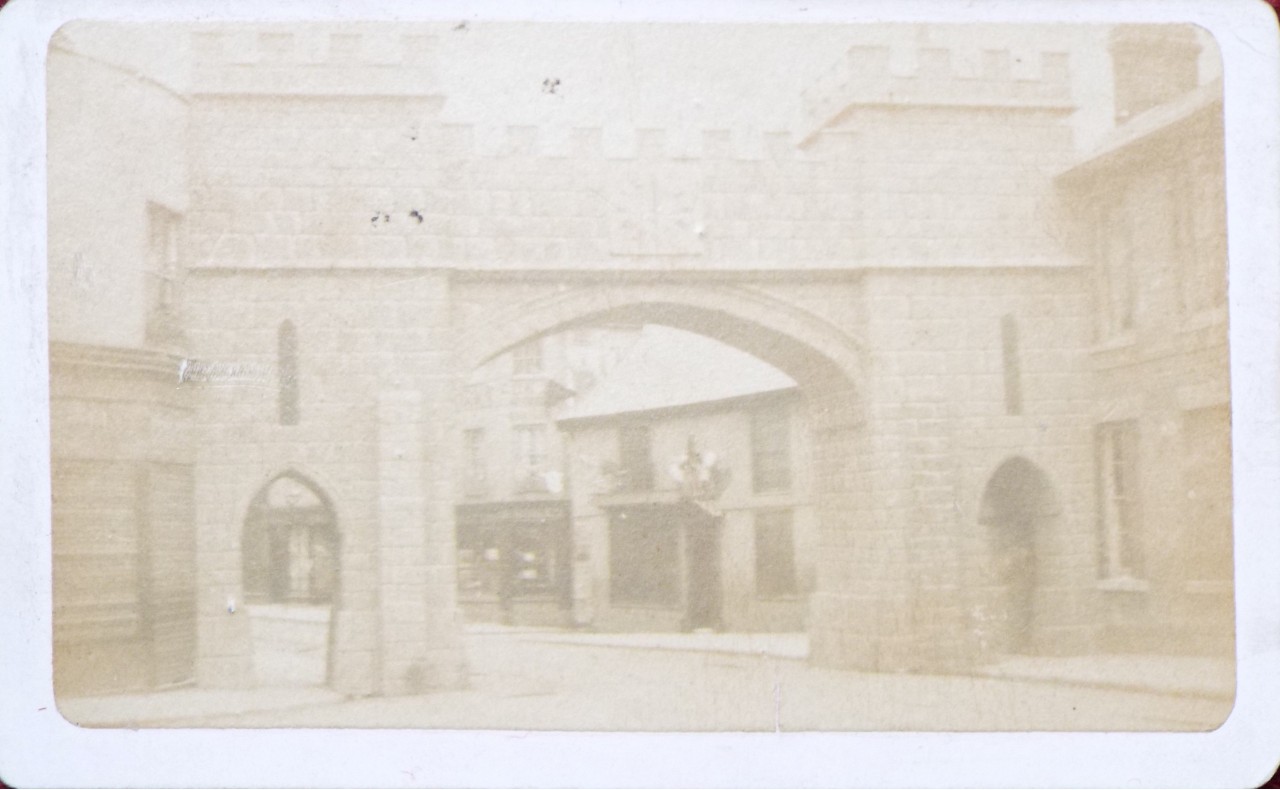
557 325 797 423
1057 78 1223 183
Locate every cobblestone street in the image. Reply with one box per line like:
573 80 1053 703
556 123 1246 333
61 627 1234 732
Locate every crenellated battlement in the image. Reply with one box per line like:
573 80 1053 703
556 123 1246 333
187 29 1072 162
191 26 440 96
801 43 1073 141
432 124 824 162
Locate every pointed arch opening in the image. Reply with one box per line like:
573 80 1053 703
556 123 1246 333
456 295 836 635
243 472 339 605
978 456 1061 655
242 471 339 687
458 284 865 400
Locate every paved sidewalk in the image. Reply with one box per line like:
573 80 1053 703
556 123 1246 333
518 629 810 660
478 625 1234 700
57 685 344 728
55 626 1236 730
978 654 1235 700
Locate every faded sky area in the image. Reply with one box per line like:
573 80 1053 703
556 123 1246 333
47 20 1219 155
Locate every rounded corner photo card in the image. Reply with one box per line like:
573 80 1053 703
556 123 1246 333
2 0 1279 786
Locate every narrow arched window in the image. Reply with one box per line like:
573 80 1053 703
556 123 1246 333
1001 314 1022 416
278 320 299 425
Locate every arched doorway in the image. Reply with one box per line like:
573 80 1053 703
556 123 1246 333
242 472 339 687
978 457 1059 655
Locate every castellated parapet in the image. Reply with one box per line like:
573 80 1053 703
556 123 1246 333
184 27 1074 272
801 43 1073 141
433 124 835 162
191 26 440 96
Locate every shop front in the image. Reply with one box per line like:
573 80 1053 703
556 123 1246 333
455 500 573 628
598 497 724 633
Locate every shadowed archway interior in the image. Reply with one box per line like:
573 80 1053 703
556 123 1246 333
978 457 1062 654
242 471 341 687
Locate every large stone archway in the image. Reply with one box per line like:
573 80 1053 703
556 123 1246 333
455 280 867 391
443 273 950 674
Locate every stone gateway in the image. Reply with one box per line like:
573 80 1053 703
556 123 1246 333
47 22 1231 700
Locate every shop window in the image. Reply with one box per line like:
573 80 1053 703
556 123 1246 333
754 509 798 597
1001 314 1023 416
1096 421 1144 580
618 424 654 491
456 526 503 600
751 404 792 492
278 321 299 426
455 510 569 604
242 473 338 605
510 523 559 597
609 510 680 606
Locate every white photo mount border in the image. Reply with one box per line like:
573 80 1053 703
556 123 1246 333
2 0 1278 786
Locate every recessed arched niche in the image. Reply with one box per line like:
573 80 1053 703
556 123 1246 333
242 472 338 607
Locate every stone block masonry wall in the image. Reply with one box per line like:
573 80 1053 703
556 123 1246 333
183 271 464 694
801 103 1077 268
810 267 1096 671
422 128 865 268
187 36 465 693
187 29 1079 277
187 32 466 695
794 40 1094 670
800 41 1078 272
377 388 468 694
187 111 869 271
803 44 1072 132
341 109 1067 272
186 93 448 272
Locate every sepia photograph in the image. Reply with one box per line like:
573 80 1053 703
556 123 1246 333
5 0 1280 783
39 16 1243 736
